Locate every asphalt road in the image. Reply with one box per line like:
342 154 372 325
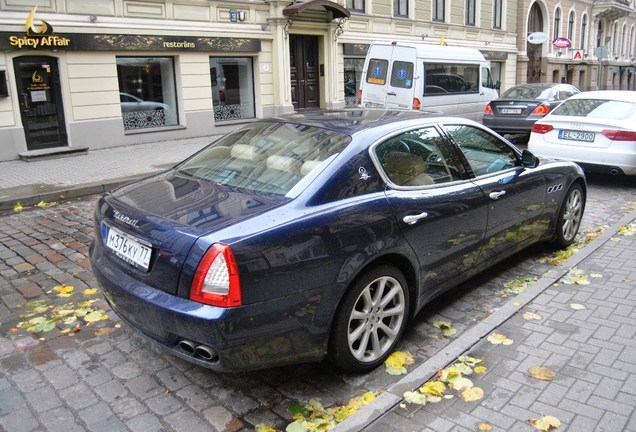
1 169 635 431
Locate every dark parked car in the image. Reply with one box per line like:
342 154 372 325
482 83 580 136
90 109 586 372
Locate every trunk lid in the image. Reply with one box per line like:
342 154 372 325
96 171 287 295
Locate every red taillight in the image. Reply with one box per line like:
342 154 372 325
190 244 241 307
531 123 554 134
531 104 550 116
602 129 636 141
357 89 362 106
484 104 493 115
412 97 421 111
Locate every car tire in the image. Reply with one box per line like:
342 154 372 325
329 265 409 372
553 183 585 248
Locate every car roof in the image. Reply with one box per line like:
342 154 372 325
568 90 636 102
265 109 448 135
509 83 558 90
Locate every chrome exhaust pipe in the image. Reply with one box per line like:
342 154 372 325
195 345 218 361
609 168 620 176
178 339 197 354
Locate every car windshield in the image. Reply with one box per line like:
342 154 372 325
551 98 636 120
501 86 553 100
176 122 350 196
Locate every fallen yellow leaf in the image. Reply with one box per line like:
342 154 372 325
13 202 23 213
419 380 446 397
523 311 543 321
474 366 488 374
53 285 74 296
528 415 561 431
94 327 113 336
478 422 493 431
487 333 513 345
528 366 556 381
461 386 484 402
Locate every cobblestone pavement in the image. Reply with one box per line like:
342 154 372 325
0 173 635 432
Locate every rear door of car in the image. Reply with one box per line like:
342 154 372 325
375 126 488 298
443 123 547 263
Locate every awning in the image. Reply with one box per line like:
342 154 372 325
283 0 350 19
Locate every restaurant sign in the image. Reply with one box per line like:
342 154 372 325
8 6 70 49
1 7 260 53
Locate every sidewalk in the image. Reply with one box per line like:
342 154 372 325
336 209 636 432
0 137 214 212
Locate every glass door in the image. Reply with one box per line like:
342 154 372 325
13 56 68 151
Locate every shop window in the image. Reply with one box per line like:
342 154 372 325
116 57 178 130
210 57 255 121
344 58 364 107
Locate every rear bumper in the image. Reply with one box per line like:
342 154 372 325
482 115 541 135
528 139 636 176
90 242 331 371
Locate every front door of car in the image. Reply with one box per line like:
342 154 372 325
469 168 547 263
375 127 488 298
444 124 547 263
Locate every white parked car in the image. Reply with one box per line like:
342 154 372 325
119 92 169 113
528 90 636 176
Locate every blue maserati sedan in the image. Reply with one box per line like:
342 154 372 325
90 109 586 372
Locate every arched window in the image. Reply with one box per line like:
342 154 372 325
568 11 575 41
621 24 627 58
580 14 588 50
554 8 561 40
612 22 618 55
597 20 604 48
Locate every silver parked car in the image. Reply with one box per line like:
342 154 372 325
483 83 580 136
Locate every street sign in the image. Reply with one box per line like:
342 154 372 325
553 37 572 48
595 46 608 60
527 32 548 44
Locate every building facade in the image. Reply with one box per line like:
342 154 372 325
0 0 528 161
517 0 636 91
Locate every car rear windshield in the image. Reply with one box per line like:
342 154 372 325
176 122 350 196
552 98 636 120
500 86 553 100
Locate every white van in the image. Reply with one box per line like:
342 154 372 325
357 41 499 121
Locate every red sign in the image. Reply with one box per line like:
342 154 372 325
553 37 572 48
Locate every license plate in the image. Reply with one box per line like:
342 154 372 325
105 225 152 270
558 130 595 142
364 101 385 108
500 108 522 114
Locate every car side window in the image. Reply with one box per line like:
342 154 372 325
375 127 461 187
444 125 518 176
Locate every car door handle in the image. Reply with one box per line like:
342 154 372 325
387 92 397 96
489 191 506 200
403 212 428 225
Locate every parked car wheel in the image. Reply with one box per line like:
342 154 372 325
553 183 585 248
330 265 409 372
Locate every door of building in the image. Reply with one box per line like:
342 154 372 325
290 35 320 110
13 56 68 151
